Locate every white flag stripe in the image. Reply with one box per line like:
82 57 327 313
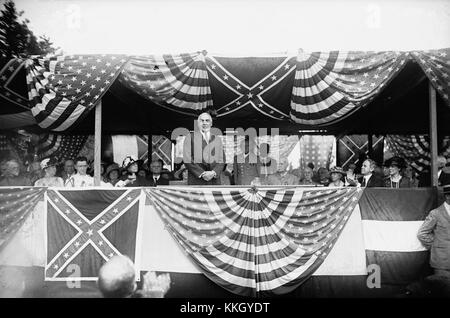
257 254 317 291
112 135 139 166
314 204 367 276
362 220 427 252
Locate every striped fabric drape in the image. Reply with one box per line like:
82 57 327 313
118 52 213 114
2 48 450 132
25 54 128 131
0 187 45 253
412 48 450 106
385 135 450 172
291 51 408 125
144 186 363 296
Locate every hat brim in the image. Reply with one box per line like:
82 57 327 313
124 159 143 170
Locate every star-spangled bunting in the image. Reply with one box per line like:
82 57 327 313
145 186 363 296
118 52 213 115
412 48 450 105
0 187 45 253
26 54 129 131
385 135 450 173
206 55 296 120
36 133 88 162
291 51 408 125
45 189 141 280
300 135 335 170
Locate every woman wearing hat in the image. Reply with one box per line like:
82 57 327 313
105 163 121 186
328 167 346 188
383 157 411 188
34 158 64 187
116 155 151 187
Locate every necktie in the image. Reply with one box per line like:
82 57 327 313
154 177 158 185
362 178 366 187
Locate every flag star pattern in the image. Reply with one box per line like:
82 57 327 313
206 55 296 120
36 133 88 162
145 186 363 296
0 187 45 253
412 48 450 104
45 188 141 280
300 135 335 170
26 54 129 131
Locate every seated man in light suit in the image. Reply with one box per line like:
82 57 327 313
183 112 225 186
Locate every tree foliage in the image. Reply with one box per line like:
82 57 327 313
0 0 58 60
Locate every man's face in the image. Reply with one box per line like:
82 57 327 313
304 168 313 180
277 160 288 172
8 162 20 177
31 162 41 172
331 172 341 182
150 162 162 174
65 160 75 174
197 113 212 133
361 160 373 176
445 194 450 204
76 161 88 175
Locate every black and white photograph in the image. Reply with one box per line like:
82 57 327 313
0 0 449 306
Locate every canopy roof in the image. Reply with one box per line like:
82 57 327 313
1 49 449 136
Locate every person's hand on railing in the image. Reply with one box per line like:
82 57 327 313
140 271 171 298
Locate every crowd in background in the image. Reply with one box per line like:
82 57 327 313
1 152 450 188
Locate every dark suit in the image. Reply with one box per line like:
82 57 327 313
383 176 412 188
183 132 225 185
148 173 170 186
358 174 384 187
419 170 450 187
232 154 261 186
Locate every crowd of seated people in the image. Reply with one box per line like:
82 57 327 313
1 153 449 188
0 155 175 187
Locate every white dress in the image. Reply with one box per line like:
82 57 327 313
34 177 64 187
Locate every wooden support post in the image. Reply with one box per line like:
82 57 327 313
148 133 152 168
367 134 373 159
94 100 102 186
429 82 438 187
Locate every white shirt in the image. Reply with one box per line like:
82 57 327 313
65 173 94 187
201 130 210 143
362 174 372 187
444 201 450 217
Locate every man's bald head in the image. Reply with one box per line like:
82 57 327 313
97 255 136 298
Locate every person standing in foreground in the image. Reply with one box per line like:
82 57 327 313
97 255 171 298
183 112 224 185
417 185 450 296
